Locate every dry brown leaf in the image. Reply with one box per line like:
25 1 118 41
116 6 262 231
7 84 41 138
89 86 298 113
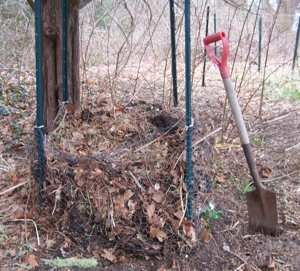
168 216 180 232
72 131 84 141
114 190 133 206
114 190 135 219
118 255 128 263
152 191 165 203
172 258 179 269
46 239 56 249
173 210 183 220
243 264 254 271
123 190 134 201
150 226 167 242
25 254 39 268
101 249 117 263
127 199 137 215
10 173 18 184
199 228 211 243
146 203 156 222
152 214 166 228
14 206 33 219
66 104 76 114
259 166 272 178
264 255 277 271
157 266 168 271
91 168 103 177
216 175 226 183
114 105 125 114
182 220 197 243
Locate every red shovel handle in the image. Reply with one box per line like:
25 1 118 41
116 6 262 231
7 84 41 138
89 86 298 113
203 32 230 79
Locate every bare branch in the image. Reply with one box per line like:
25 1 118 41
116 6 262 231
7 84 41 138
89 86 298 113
26 0 34 10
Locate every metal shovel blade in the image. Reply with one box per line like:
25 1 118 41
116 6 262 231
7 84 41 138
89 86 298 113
246 188 279 236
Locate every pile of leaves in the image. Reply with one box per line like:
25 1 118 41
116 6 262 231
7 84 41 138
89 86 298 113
32 95 199 261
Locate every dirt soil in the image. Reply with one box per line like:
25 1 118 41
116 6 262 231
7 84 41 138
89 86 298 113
0 74 299 271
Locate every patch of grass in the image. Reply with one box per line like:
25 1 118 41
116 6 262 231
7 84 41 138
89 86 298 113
266 74 300 102
252 135 265 147
236 179 254 199
279 87 300 101
42 257 98 269
230 175 254 199
241 181 254 195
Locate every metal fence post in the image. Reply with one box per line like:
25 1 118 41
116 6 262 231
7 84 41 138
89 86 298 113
292 16 300 71
184 0 193 220
34 0 46 200
202 6 210 87
169 0 178 107
258 16 262 72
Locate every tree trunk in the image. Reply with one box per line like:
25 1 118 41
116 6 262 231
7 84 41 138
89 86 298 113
42 0 80 132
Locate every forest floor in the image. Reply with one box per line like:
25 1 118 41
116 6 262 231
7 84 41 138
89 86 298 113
0 68 299 271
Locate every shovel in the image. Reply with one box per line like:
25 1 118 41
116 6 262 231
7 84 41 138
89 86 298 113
203 32 279 236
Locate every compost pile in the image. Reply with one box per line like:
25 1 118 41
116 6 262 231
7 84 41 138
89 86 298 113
33 95 199 260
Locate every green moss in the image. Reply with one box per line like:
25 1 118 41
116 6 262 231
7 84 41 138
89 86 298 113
252 135 265 147
42 257 98 269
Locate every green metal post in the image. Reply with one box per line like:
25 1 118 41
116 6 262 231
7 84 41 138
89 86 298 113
202 6 210 87
258 16 262 72
34 0 46 198
169 0 178 107
214 12 217 54
184 0 193 220
62 0 69 102
292 16 300 71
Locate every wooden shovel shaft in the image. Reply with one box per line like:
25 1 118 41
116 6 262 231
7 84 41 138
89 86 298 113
222 78 262 190
223 79 249 144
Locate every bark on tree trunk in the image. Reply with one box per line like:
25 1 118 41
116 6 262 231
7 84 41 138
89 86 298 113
69 0 80 111
42 0 80 132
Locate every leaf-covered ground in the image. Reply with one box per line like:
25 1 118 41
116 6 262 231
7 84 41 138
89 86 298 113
0 69 299 271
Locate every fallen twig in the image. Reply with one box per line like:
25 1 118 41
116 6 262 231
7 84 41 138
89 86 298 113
128 171 146 192
261 171 300 184
0 181 28 196
193 127 222 151
233 263 246 271
178 179 187 229
285 142 300 152
134 119 181 153
173 127 222 169
264 112 291 124
217 220 240 233
223 245 260 271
